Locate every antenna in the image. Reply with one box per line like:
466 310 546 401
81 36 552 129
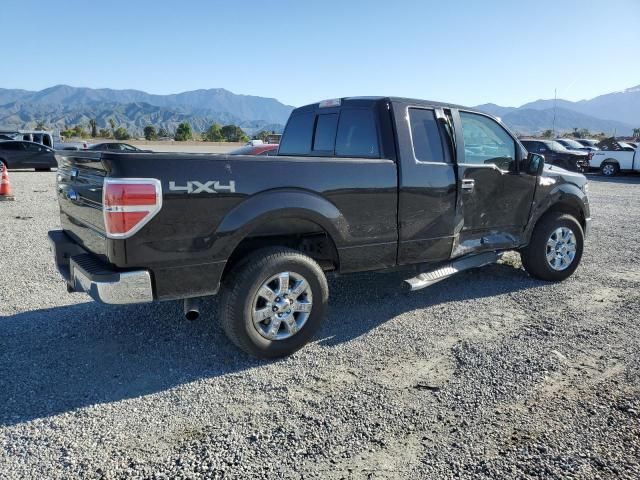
552 88 557 137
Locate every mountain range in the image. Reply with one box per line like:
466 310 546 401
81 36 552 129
474 85 640 136
0 84 638 137
0 85 294 135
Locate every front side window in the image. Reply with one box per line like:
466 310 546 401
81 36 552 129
278 112 315 155
25 143 43 152
335 109 380 158
460 112 516 171
0 142 22 151
409 108 446 162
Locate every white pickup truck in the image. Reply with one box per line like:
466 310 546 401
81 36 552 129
590 141 639 176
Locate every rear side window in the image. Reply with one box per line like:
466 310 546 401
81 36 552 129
335 109 380 157
278 112 315 155
313 114 338 152
409 108 446 162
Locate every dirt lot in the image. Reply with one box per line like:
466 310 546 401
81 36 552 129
0 171 639 479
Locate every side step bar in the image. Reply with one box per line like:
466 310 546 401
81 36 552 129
405 252 503 291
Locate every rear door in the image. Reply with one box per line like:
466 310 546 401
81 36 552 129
451 110 536 254
395 105 458 264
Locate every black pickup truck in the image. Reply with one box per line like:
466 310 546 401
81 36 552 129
49 97 591 358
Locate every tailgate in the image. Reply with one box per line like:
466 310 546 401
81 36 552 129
55 151 109 258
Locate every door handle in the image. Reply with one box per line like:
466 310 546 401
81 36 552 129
461 179 475 191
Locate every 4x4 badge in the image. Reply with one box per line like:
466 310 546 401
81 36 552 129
169 180 236 194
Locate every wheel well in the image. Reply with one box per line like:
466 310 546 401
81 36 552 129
602 159 619 166
542 200 586 230
221 222 340 282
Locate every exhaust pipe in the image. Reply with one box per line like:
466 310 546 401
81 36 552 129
184 297 200 321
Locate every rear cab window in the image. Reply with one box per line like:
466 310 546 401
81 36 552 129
408 108 446 163
278 100 382 158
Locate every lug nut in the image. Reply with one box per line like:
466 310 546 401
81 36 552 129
275 297 281 302
272 306 278 312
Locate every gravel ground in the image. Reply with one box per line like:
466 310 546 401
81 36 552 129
1 171 639 479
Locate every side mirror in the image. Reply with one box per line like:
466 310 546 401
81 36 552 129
526 152 545 175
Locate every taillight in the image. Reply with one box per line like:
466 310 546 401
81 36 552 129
103 178 162 238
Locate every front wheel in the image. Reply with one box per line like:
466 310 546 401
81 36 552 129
521 213 584 282
218 247 329 358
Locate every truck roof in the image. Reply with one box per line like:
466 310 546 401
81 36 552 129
294 96 470 112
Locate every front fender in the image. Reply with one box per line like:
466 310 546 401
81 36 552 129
524 182 589 241
214 188 349 259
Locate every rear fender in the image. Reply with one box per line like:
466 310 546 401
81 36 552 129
214 189 348 259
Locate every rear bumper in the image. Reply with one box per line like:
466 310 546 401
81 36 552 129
48 230 154 304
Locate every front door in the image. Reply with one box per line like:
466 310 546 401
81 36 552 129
452 110 537 255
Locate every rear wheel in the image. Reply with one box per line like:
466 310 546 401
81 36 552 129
600 161 619 177
218 247 329 358
521 213 584 282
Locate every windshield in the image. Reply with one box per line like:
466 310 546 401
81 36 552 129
549 141 567 151
560 139 584 149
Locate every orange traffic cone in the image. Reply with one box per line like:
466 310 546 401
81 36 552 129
0 163 15 201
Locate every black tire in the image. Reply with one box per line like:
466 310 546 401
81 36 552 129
218 247 329 358
521 212 584 282
600 161 619 177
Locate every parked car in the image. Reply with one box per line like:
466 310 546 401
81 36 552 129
49 96 590 358
520 139 590 172
626 142 638 149
56 141 90 151
229 144 278 156
0 140 57 170
576 139 601 149
88 143 151 152
555 138 594 152
590 143 640 176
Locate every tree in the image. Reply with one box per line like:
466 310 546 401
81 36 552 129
633 128 640 138
221 124 249 142
35 121 46 130
98 128 111 138
174 122 193 141
89 119 98 138
202 123 225 142
108 118 116 133
114 127 131 140
144 125 157 141
253 130 274 141
158 127 169 138
541 129 554 138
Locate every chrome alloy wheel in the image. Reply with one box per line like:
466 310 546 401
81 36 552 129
252 271 313 340
546 227 577 271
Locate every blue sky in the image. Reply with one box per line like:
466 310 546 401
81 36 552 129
2 0 639 107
